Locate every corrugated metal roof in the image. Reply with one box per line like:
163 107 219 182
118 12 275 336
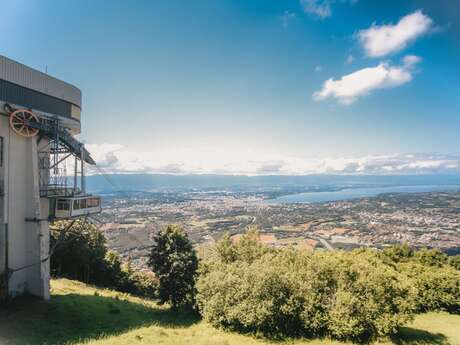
0 55 81 108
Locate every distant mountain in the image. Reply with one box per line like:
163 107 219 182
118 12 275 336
86 173 460 193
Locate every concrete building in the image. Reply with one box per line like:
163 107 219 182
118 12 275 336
0 55 100 300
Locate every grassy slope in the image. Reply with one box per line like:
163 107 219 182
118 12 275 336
0 279 458 345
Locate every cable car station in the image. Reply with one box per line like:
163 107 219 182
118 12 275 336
0 55 100 299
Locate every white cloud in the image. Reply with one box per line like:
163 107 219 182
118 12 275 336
256 161 285 174
301 0 332 18
358 10 433 57
312 153 460 175
313 55 420 104
86 143 123 168
403 54 421 67
300 0 357 19
280 153 460 175
85 144 460 176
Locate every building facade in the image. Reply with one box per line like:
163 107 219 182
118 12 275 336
0 55 87 300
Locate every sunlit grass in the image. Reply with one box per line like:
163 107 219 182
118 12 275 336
0 279 458 345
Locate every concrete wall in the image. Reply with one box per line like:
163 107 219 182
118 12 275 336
0 115 50 299
0 143 5 298
0 54 83 300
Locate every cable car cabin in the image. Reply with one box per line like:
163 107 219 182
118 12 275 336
51 195 102 219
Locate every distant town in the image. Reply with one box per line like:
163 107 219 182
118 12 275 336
97 188 460 270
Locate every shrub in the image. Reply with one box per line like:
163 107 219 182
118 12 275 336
325 251 415 340
401 263 460 313
148 225 198 309
449 255 460 270
123 270 158 298
51 220 157 298
127 271 158 298
197 232 414 341
380 244 460 314
414 248 448 267
380 243 414 264
198 249 306 337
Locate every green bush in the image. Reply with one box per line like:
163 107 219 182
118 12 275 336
401 263 460 313
380 244 460 314
414 248 448 267
197 232 414 341
50 220 157 298
127 271 158 298
449 255 460 270
380 243 414 264
325 251 415 339
198 249 308 337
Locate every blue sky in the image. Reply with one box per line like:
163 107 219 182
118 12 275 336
1 0 460 175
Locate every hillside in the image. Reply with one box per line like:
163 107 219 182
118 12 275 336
0 279 458 345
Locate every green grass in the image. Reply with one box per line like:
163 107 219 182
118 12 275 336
0 279 459 345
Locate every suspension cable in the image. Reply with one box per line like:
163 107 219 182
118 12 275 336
92 164 119 191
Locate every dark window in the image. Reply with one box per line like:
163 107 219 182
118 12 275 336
0 79 74 118
57 199 70 211
73 200 80 210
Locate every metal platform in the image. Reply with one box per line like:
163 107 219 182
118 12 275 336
31 118 95 165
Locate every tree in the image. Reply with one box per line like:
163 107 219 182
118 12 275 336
51 220 157 297
50 220 108 284
148 225 198 309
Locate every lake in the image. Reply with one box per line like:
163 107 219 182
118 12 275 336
267 185 460 204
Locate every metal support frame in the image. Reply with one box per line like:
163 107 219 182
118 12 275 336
37 121 87 198
3 103 96 200
81 148 85 194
